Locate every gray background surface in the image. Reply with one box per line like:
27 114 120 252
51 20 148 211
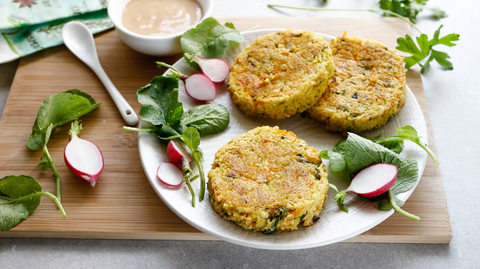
1 0 479 268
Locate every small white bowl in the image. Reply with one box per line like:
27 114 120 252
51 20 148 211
108 0 213 56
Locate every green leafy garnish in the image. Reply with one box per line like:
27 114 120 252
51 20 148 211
181 17 244 70
396 25 459 73
379 0 446 23
181 104 230 136
374 125 438 165
0 175 65 231
27 90 100 202
322 127 434 220
124 76 230 206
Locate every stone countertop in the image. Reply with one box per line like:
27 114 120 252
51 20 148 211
1 0 479 268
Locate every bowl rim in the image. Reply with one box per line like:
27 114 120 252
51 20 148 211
107 0 213 40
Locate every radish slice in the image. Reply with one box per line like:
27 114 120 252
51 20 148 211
64 120 104 187
194 56 230 83
346 163 398 197
184 74 216 101
167 140 192 165
157 162 184 187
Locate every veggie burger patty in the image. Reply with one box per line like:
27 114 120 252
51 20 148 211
307 34 407 133
227 29 334 120
208 126 329 234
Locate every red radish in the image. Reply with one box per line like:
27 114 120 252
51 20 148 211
192 55 230 83
167 140 192 165
184 73 216 101
64 120 104 187
346 163 398 197
157 61 217 102
157 162 184 187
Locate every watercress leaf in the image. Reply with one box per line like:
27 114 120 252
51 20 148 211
157 125 182 140
0 175 42 231
376 193 405 212
334 190 348 212
27 91 101 151
321 150 347 173
181 17 244 69
0 175 65 231
38 124 54 171
181 104 230 136
377 139 404 154
376 199 393 211
319 150 330 160
224 22 235 29
64 89 98 105
368 130 385 141
181 127 201 151
390 158 418 195
332 139 347 155
38 154 51 171
376 125 439 165
137 76 184 129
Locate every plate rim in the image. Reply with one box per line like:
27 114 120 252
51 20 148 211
138 29 428 250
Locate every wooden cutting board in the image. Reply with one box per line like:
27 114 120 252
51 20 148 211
0 17 452 243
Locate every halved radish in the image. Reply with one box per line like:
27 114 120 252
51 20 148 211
64 120 104 187
167 140 193 165
346 163 398 197
157 61 217 102
184 73 216 101
193 56 230 83
157 162 184 187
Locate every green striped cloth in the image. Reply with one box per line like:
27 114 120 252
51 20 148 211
0 0 113 63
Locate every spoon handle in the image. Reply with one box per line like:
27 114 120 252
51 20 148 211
94 66 139 126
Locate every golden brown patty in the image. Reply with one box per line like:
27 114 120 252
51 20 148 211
228 30 334 120
307 34 407 133
208 126 329 234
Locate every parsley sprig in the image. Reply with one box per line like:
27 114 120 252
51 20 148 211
396 25 459 73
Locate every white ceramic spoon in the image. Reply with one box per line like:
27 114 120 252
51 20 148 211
62 21 139 126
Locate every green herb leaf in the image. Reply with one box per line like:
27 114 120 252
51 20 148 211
396 25 459 73
137 76 183 128
376 193 404 211
181 104 230 136
181 127 201 151
0 175 65 231
374 125 439 166
181 17 244 69
38 154 51 171
320 150 347 173
27 91 101 151
64 89 98 105
334 190 348 212
427 7 448 19
379 0 427 23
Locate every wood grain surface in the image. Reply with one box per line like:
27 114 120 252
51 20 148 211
0 17 452 243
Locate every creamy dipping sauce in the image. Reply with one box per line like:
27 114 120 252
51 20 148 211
122 0 202 37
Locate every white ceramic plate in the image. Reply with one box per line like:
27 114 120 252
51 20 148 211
138 29 428 250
